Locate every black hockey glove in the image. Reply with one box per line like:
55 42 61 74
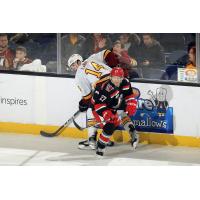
79 99 89 112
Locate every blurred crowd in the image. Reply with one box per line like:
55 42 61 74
0 33 196 80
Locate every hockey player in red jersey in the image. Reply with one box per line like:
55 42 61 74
91 67 139 156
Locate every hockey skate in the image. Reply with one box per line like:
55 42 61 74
96 141 106 157
129 128 139 150
78 135 96 150
107 140 114 147
96 147 105 157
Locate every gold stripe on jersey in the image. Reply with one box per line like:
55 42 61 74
92 74 110 88
83 92 92 100
103 49 111 60
87 119 98 127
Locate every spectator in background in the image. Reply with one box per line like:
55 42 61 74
112 40 139 78
119 33 132 50
82 33 112 59
10 33 29 45
61 33 86 72
13 46 32 70
186 46 196 68
138 33 165 69
108 33 121 43
161 41 196 81
0 34 14 69
119 33 141 59
169 41 195 66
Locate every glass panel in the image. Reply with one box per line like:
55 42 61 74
60 33 197 82
195 33 200 82
1 33 197 84
125 33 196 81
61 33 114 75
157 33 196 82
0 33 57 73
61 33 87 75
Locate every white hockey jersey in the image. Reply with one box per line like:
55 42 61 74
75 60 111 100
86 49 111 64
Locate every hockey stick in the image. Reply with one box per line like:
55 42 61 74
40 110 80 137
73 117 103 131
73 112 124 131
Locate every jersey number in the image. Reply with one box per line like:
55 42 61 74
85 62 105 78
100 95 107 102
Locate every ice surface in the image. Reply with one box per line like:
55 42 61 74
0 133 199 166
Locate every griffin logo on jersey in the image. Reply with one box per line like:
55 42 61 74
105 83 114 92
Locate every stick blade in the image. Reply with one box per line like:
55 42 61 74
40 130 56 137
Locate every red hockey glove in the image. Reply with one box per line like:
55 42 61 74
126 99 137 117
102 110 120 126
102 110 114 122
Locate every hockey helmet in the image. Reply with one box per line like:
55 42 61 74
110 67 124 78
68 54 83 67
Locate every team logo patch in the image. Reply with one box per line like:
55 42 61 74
105 84 114 92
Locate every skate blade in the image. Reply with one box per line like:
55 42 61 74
78 145 95 150
95 154 104 159
131 142 138 151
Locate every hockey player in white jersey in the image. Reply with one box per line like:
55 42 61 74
86 49 118 68
68 53 115 150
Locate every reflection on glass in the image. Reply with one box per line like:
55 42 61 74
0 33 57 73
0 33 197 83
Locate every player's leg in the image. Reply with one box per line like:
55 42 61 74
78 107 115 150
121 112 139 150
78 124 114 150
78 126 98 150
96 123 116 156
93 110 119 156
78 109 98 150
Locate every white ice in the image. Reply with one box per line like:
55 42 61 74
0 133 199 166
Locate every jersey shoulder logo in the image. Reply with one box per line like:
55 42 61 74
105 83 114 92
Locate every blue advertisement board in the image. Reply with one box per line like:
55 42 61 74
130 87 173 134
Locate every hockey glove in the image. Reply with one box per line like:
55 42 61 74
102 110 120 126
79 99 89 112
125 99 137 117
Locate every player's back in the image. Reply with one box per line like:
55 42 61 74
83 60 111 86
75 60 111 97
87 49 110 64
